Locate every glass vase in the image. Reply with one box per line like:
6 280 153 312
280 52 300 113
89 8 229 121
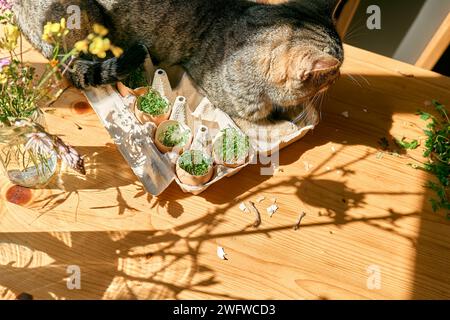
0 110 58 188
29 107 47 128
0 137 57 188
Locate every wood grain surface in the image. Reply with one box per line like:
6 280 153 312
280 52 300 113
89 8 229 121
1 39 450 299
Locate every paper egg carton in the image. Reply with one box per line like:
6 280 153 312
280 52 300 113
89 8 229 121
83 55 318 195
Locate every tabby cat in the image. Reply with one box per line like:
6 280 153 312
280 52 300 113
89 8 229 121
12 0 344 123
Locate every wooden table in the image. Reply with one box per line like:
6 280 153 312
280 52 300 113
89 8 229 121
1 43 449 300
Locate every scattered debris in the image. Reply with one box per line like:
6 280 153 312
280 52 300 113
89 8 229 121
273 166 284 174
331 146 337 153
278 167 284 173
248 201 262 228
341 111 349 118
45 108 57 114
396 70 415 78
409 163 419 169
239 202 249 213
303 161 313 172
267 203 279 217
217 246 228 260
256 196 265 203
294 212 307 231
376 152 384 159
363 108 368 113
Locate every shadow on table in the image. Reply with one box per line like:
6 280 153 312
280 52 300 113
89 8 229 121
1 69 450 299
0 144 438 299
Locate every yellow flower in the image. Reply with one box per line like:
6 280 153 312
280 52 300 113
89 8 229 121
89 37 110 58
60 18 66 29
42 22 54 42
0 73 8 85
42 19 69 43
43 22 52 33
74 40 89 54
102 38 111 51
3 24 20 50
50 22 61 34
49 59 59 68
93 24 108 37
110 45 123 58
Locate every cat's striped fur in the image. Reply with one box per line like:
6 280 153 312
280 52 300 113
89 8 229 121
12 0 343 123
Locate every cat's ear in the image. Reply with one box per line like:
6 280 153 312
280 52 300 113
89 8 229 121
311 55 341 73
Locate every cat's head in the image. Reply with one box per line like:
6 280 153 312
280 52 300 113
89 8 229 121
251 0 344 112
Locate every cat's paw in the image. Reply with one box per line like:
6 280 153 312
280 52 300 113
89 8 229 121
117 42 149 73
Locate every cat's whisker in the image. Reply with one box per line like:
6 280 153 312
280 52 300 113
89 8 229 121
307 95 319 120
342 19 362 39
313 90 325 121
343 17 369 43
343 30 369 43
356 74 371 86
346 74 362 88
318 92 326 120
293 105 308 124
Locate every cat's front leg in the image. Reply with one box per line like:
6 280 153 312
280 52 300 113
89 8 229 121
228 93 275 123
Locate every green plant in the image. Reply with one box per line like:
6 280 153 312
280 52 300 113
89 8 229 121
414 101 449 215
395 137 420 150
178 150 212 176
214 128 250 163
159 123 189 147
123 66 148 89
138 89 169 116
0 4 122 124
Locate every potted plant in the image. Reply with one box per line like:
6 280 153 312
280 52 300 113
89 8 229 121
176 150 214 186
134 88 171 126
213 127 250 168
117 66 148 97
155 120 192 154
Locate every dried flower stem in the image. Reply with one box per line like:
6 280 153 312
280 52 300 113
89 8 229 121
248 201 261 228
294 212 307 231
